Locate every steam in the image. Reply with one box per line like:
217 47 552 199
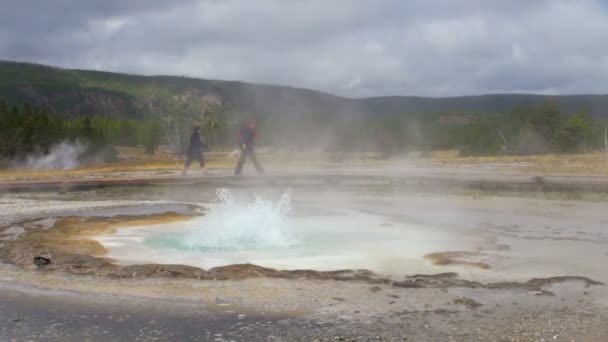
26 140 86 170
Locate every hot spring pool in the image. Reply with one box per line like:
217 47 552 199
93 189 483 276
92 187 608 282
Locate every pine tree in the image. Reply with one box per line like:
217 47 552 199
0 100 7 117
21 103 33 118
529 100 561 148
139 120 162 154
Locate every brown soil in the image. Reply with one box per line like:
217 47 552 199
424 251 490 269
22 212 191 256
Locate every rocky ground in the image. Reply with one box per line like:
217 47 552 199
1 265 607 341
1 193 608 341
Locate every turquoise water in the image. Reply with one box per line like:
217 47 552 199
94 189 478 275
144 189 297 252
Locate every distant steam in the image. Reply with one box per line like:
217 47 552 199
26 140 86 170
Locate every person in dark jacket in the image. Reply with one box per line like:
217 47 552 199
183 123 206 176
234 119 264 175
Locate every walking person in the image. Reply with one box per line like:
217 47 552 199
182 123 207 176
234 119 264 175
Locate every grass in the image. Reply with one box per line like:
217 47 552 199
0 146 363 182
2 147 608 183
430 150 608 175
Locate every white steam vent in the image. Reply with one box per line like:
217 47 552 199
26 140 86 170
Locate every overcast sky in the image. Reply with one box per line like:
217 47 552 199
1 0 608 98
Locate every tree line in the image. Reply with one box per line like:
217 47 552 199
313 100 605 157
1 98 606 168
0 100 162 166
454 101 604 156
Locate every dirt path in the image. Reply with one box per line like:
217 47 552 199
2 167 608 194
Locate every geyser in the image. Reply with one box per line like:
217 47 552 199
94 189 482 275
147 189 296 251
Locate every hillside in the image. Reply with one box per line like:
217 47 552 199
1 60 607 120
363 94 608 117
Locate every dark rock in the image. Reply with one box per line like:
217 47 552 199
433 309 457 314
33 256 51 268
452 297 483 309
534 290 556 296
524 276 604 288
494 244 511 251
533 176 546 185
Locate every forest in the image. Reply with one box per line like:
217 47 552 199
0 100 161 166
1 97 607 168
263 100 607 157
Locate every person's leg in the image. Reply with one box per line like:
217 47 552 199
182 155 193 176
197 153 207 174
249 148 264 174
234 149 247 175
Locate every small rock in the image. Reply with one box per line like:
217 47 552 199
495 244 511 251
369 286 382 293
33 256 51 268
453 297 483 309
530 290 555 297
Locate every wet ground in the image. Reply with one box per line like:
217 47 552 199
2 176 608 340
1 286 284 342
2 271 607 341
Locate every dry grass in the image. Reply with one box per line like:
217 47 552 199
0 146 368 182
2 146 608 183
0 145 249 181
0 160 207 182
430 150 608 175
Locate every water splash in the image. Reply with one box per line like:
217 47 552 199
146 189 296 251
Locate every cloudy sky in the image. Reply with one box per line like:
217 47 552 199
1 0 608 97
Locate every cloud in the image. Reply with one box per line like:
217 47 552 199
1 0 607 97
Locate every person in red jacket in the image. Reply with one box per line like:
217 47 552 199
234 119 264 175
